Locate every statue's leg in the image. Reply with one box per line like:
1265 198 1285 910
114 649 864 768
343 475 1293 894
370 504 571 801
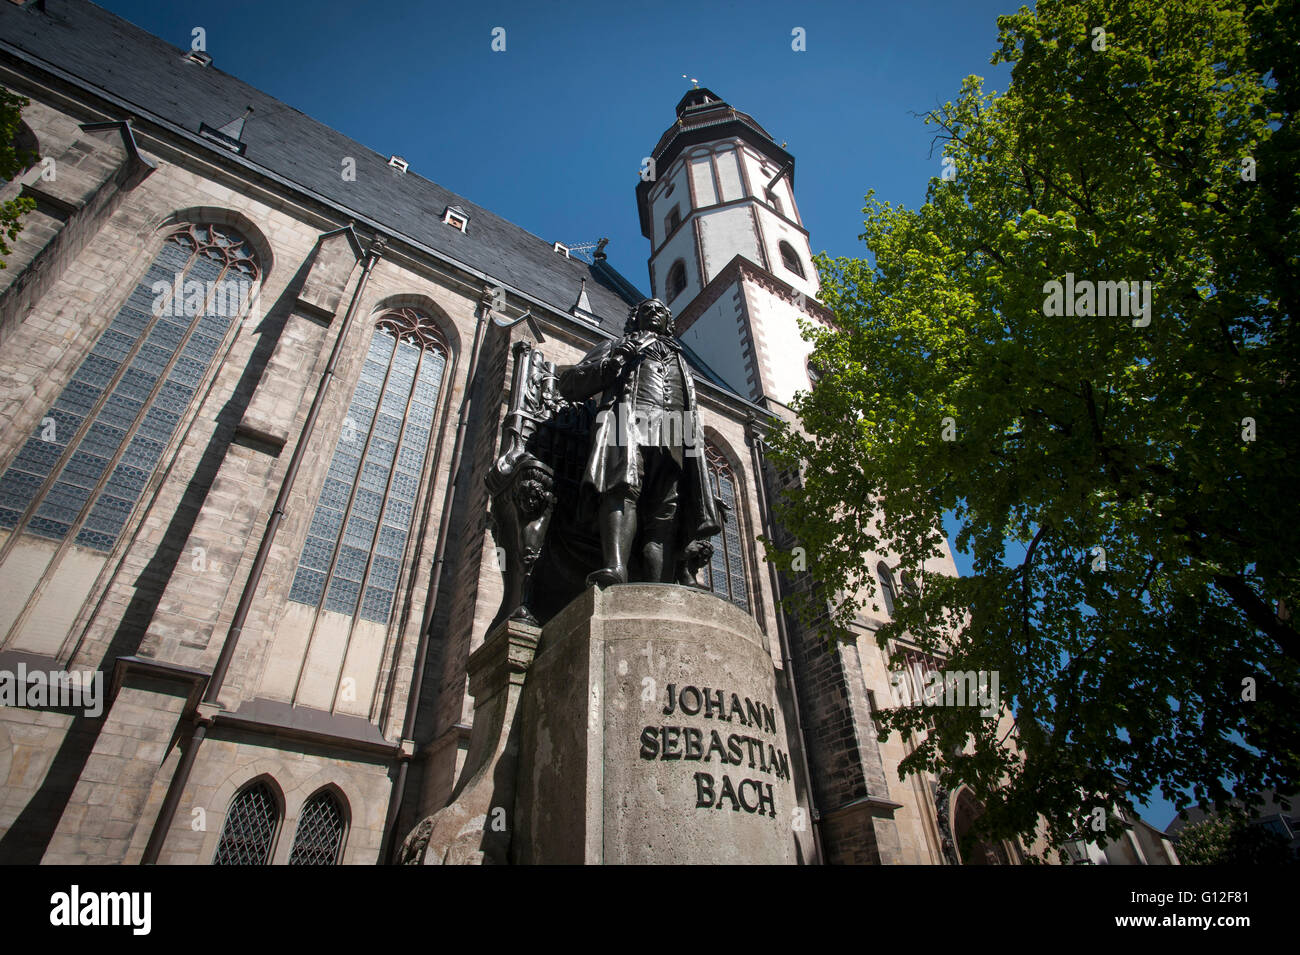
640 448 682 584
587 488 636 588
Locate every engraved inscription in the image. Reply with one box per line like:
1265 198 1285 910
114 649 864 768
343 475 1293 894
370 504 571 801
638 683 789 816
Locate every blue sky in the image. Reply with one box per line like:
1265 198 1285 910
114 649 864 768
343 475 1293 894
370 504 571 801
91 0 1187 833
94 0 1016 283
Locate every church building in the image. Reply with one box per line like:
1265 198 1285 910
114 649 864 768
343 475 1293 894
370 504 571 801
0 0 1015 864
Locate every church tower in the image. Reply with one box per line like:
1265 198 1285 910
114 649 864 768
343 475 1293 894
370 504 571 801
639 89 960 864
636 88 830 409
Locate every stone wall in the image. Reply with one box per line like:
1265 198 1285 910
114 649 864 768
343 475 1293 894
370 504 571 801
0 72 487 863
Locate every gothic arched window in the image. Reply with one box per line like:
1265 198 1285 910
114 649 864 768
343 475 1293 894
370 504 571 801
704 444 748 610
288 308 448 625
666 260 687 303
213 779 280 865
877 562 897 616
288 788 347 865
0 223 259 552
779 241 805 279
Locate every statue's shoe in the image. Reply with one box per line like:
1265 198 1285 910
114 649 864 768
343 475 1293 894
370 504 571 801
586 567 627 589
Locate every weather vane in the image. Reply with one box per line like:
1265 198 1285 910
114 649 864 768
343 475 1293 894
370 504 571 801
681 74 699 88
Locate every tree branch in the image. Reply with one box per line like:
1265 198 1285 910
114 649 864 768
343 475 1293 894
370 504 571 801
1213 574 1300 663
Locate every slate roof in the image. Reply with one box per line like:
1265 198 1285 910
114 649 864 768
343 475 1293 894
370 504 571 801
0 0 646 334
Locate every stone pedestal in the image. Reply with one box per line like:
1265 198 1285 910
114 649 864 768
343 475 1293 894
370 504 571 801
513 584 803 864
400 617 539 865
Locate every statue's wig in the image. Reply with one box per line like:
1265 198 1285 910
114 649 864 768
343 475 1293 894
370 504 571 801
624 298 675 336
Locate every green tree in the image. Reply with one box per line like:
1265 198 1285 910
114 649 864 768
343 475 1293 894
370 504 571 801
764 0 1300 852
1176 812 1294 864
1 86 37 267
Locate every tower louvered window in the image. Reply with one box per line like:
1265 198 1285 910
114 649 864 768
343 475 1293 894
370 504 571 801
666 260 687 303
288 309 447 624
704 444 748 610
779 240 804 279
288 789 346 865
213 780 280 865
0 224 258 552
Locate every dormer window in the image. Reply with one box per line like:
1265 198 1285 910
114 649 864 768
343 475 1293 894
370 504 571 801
443 206 468 233
665 205 681 236
198 107 251 156
388 155 409 173
553 242 570 258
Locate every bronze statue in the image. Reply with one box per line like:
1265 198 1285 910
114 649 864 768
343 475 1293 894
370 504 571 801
558 298 720 587
486 299 720 626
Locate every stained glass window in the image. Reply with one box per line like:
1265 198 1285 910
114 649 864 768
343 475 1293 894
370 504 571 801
288 308 447 625
704 444 748 610
0 224 259 552
213 780 280 865
288 789 346 865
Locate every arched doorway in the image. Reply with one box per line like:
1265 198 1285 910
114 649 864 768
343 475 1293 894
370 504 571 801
953 789 1011 865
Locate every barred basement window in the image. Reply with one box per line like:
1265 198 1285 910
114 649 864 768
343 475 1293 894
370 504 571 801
0 224 259 552
213 780 280 865
288 789 346 865
704 444 748 610
288 308 448 625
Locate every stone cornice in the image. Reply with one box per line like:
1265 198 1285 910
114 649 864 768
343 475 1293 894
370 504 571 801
674 254 836 338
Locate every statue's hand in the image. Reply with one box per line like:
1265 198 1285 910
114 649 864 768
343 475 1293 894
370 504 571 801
685 539 713 565
676 539 715 588
599 355 624 382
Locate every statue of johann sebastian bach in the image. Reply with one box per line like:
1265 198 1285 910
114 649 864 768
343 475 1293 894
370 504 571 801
558 298 720 588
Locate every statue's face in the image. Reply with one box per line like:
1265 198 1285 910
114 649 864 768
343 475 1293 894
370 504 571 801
633 300 672 335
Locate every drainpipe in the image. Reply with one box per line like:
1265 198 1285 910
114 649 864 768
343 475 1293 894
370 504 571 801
140 236 386 864
378 286 502 863
747 417 826 864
